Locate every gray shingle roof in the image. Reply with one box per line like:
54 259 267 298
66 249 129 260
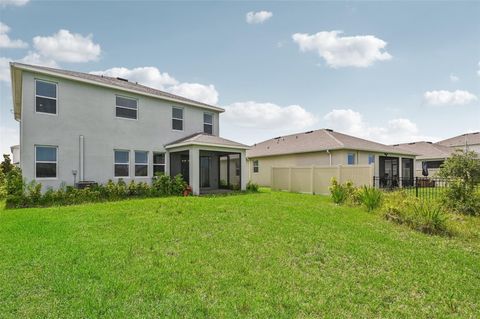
11 62 223 112
437 132 480 147
165 133 249 149
247 129 417 158
392 141 454 160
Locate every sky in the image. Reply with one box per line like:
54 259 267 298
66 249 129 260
1 0 479 156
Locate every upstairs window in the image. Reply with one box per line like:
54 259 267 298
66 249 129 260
172 107 183 130
204 113 213 134
153 153 166 176
347 153 356 165
368 154 375 165
135 151 148 177
35 146 57 178
116 96 138 119
114 150 129 177
253 160 259 173
35 80 57 114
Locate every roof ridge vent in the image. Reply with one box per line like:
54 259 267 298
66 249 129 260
305 130 314 134
325 129 333 132
426 141 433 144
116 77 129 82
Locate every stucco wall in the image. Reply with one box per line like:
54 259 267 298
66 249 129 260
20 70 221 189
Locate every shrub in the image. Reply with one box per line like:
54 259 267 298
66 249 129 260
439 150 480 215
246 181 259 192
358 186 382 211
329 178 356 205
383 191 449 235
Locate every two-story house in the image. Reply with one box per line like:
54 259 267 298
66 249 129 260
10 62 249 195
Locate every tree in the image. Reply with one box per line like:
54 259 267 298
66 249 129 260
0 154 14 176
439 150 480 215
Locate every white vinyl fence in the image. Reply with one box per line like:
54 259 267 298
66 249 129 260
271 165 374 195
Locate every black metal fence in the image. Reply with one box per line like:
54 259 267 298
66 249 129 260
372 176 450 200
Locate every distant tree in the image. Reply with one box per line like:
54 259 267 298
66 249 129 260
439 150 480 215
0 154 14 176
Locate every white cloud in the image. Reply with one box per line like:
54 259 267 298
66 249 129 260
90 67 178 90
0 57 11 82
220 101 318 145
292 31 392 68
0 0 29 6
324 108 434 144
0 126 19 157
33 29 101 63
18 51 58 67
423 90 477 106
90 66 219 105
449 74 459 82
246 11 273 24
0 22 28 48
168 83 218 105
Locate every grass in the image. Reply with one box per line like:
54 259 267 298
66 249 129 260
1 190 479 318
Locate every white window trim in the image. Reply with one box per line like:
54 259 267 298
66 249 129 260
253 160 259 173
114 149 130 178
203 112 213 134
115 95 138 120
153 152 166 175
34 145 58 180
134 150 149 178
172 106 184 131
34 79 58 116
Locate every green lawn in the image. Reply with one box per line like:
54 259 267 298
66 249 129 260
1 191 479 318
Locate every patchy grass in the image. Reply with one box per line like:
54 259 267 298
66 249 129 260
0 191 479 318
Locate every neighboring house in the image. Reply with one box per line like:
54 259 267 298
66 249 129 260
10 62 249 195
437 132 480 154
247 129 416 187
10 145 20 165
392 141 454 177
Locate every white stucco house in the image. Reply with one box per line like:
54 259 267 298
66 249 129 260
9 62 249 195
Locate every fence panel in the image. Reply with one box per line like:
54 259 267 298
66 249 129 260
272 165 374 195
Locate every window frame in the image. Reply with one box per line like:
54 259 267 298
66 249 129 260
114 149 130 178
34 79 58 116
115 95 138 120
153 152 166 176
172 106 184 131
203 112 213 134
34 145 58 179
347 153 356 165
253 160 259 173
134 150 149 177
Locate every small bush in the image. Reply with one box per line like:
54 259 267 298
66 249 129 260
358 186 382 211
329 178 356 205
246 181 259 192
383 192 449 235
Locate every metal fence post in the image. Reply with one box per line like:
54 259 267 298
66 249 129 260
415 177 419 198
373 176 376 188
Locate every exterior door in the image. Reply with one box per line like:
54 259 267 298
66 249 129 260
200 156 210 188
180 154 189 183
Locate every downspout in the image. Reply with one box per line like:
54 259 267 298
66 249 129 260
326 150 332 166
79 135 85 181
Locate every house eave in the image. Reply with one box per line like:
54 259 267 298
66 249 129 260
165 141 250 151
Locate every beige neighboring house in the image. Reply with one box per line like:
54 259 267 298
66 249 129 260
10 145 20 165
437 132 480 154
247 129 416 187
392 141 454 177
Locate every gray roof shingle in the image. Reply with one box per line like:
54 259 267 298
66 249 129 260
392 141 454 160
166 133 249 149
437 132 480 147
247 129 417 158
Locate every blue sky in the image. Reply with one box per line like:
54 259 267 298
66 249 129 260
1 0 479 155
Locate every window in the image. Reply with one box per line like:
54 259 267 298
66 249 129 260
114 150 129 177
204 113 213 134
427 160 444 169
253 160 259 173
347 153 356 165
35 80 57 114
135 151 148 177
116 96 137 119
368 154 375 165
35 146 57 178
153 153 166 175
172 107 183 130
